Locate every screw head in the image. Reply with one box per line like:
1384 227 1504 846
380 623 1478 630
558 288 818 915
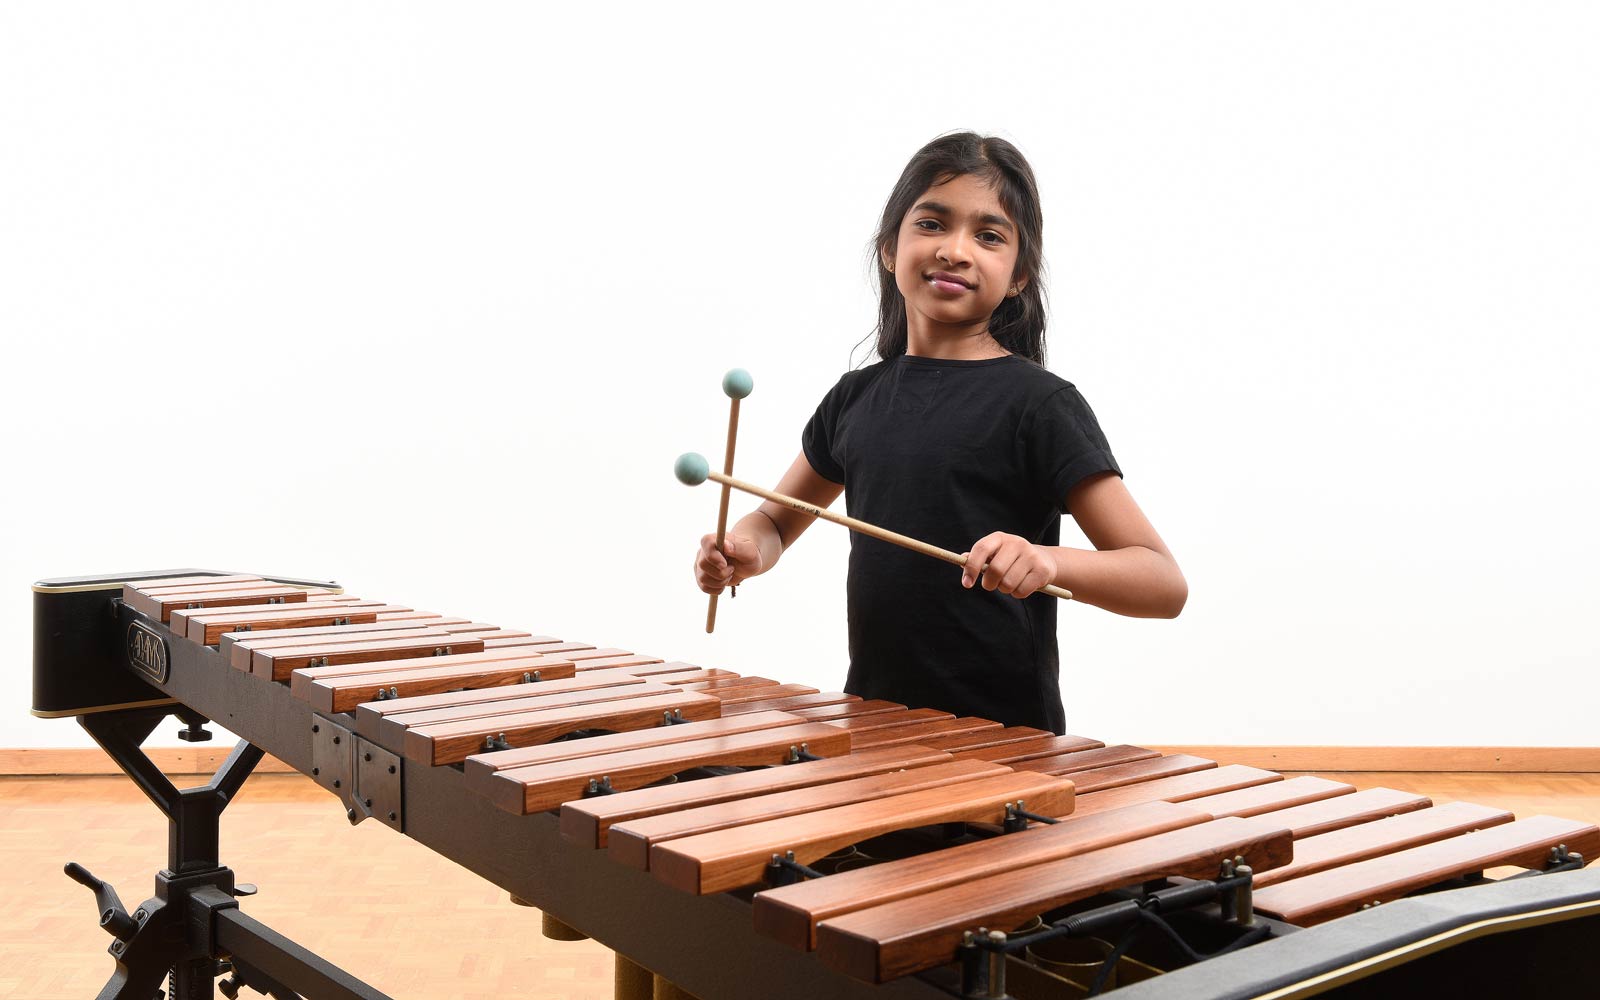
388 811 397 821
311 767 320 776
332 779 341 789
312 724 320 733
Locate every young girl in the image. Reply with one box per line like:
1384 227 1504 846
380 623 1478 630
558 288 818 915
693 132 1187 735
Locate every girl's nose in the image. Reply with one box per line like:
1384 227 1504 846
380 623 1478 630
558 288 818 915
937 232 973 265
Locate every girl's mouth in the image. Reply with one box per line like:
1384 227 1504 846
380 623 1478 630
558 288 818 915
927 276 971 293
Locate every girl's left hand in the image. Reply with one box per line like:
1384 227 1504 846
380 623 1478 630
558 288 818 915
961 532 1056 598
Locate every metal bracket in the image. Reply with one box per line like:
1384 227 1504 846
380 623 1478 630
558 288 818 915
309 716 355 800
355 740 404 832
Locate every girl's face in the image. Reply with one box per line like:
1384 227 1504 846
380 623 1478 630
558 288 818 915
886 173 1026 336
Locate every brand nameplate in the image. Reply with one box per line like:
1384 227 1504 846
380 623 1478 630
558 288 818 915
127 621 169 683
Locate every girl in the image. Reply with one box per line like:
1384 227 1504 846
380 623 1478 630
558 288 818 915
693 132 1186 735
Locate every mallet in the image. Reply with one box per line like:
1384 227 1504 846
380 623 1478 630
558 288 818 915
705 369 754 633
675 452 1074 601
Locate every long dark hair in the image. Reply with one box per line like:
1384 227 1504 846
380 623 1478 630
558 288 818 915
865 132 1049 366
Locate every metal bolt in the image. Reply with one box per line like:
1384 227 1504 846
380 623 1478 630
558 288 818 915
332 735 340 745
364 798 373 808
388 765 396 774
312 724 320 734
311 767 320 776
333 779 341 789
388 811 397 821
364 752 372 762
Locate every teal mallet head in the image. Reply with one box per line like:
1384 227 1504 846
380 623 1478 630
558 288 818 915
675 452 711 486
722 368 754 400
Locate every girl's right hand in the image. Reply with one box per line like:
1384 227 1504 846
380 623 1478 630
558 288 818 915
695 532 763 594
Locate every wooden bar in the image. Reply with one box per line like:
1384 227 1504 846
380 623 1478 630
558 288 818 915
228 626 460 670
176 603 406 644
124 585 308 623
713 684 819 705
404 689 725 766
1004 743 1159 775
850 718 1001 750
462 712 816 782
719 692 860 715
1251 801 1516 889
252 633 488 681
655 668 743 684
359 676 661 742
649 771 1075 896
219 617 468 666
1180 775 1356 821
681 676 779 692
559 745 953 849
371 680 681 749
484 722 855 816
1069 764 1281 817
776 700 908 722
288 647 579 694
568 654 666 671
821 709 953 734
916 727 1053 753
1054 754 1216 794
752 800 1211 951
948 734 1104 765
301 657 580 713
608 761 1012 870
122 573 264 590
813 816 1295 983
1232 786 1433 840
1252 815 1600 925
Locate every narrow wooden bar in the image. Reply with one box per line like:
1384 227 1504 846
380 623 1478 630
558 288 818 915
462 711 815 783
916 726 1052 753
404 689 725 766
485 722 855 815
228 626 460 670
371 680 681 749
354 673 656 740
219 618 470 666
775 700 908 722
1002 743 1157 775
1054 754 1217 794
1251 800 1515 889
288 646 579 694
948 734 1104 765
177 603 407 644
1252 815 1600 925
649 771 1075 896
124 585 309 623
720 692 860 715
1069 765 1282 817
1180 775 1356 822
1231 786 1433 840
569 654 667 671
252 633 488 681
821 709 952 734
753 800 1212 951
302 657 579 714
814 816 1295 983
713 684 819 705
559 744 953 849
850 718 1001 751
608 761 1012 870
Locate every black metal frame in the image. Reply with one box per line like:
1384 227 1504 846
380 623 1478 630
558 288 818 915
65 703 394 1000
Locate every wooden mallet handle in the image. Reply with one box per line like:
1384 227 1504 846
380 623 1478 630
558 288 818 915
675 453 1073 602
706 370 754 632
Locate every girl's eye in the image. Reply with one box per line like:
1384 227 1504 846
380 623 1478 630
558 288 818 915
915 220 1006 245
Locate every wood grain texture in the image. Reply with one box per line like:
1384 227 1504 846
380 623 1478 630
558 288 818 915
719 692 860 715
778 700 908 722
752 800 1210 951
916 727 1053 753
607 761 1010 870
1004 743 1158 776
1251 814 1600 924
178 603 402 644
352 673 653 738
1056 753 1217 794
221 617 468 667
288 646 581 694
1180 775 1356 821
712 683 819 705
486 722 854 815
124 584 308 623
302 657 580 713
559 745 953 849
1251 800 1515 889
849 718 1001 751
403 689 724 766
813 816 1294 983
821 709 950 733
648 771 1074 895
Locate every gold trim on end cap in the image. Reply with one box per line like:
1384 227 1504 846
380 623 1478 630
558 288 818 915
31 696 181 719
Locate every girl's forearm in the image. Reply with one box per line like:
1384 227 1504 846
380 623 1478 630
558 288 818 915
1044 545 1187 619
732 508 786 577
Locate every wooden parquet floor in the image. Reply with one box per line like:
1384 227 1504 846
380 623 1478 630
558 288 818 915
2 771 1597 999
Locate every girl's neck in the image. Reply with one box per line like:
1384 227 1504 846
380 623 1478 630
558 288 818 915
904 318 1009 361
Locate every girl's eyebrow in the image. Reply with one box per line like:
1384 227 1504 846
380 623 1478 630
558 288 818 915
911 200 1015 232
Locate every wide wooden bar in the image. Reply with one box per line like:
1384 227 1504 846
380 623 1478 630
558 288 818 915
288 646 577 692
1056 753 1217 793
1069 764 1282 817
178 603 406 644
947 734 1104 764
220 618 472 667
123 584 309 623
1251 800 1515 889
1002 742 1158 775
850 717 1000 750
366 678 675 746
1229 786 1434 839
302 657 580 713
251 633 489 680
648 771 1076 895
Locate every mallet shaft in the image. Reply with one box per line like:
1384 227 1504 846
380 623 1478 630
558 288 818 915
704 470 1073 601
706 396 741 632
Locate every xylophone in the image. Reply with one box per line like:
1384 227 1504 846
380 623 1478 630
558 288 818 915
32 570 1600 999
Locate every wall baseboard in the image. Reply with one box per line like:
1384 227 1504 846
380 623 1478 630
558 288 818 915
0 747 296 776
1146 745 1600 773
3 745 1597 776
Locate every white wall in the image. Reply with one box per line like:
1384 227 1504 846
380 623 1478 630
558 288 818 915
3 3 1596 750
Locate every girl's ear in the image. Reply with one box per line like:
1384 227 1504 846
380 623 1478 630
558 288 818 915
1007 274 1030 297
880 246 896 273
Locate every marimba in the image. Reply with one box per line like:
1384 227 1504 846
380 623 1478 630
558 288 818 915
32 570 1600 999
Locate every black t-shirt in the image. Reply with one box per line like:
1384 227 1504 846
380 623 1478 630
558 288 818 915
801 353 1122 734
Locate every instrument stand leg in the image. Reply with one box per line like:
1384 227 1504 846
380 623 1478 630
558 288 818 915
67 706 396 1000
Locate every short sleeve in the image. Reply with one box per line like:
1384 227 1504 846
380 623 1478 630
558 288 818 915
800 379 849 485
1024 385 1122 513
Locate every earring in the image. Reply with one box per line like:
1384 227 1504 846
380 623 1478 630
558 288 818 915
886 262 894 273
